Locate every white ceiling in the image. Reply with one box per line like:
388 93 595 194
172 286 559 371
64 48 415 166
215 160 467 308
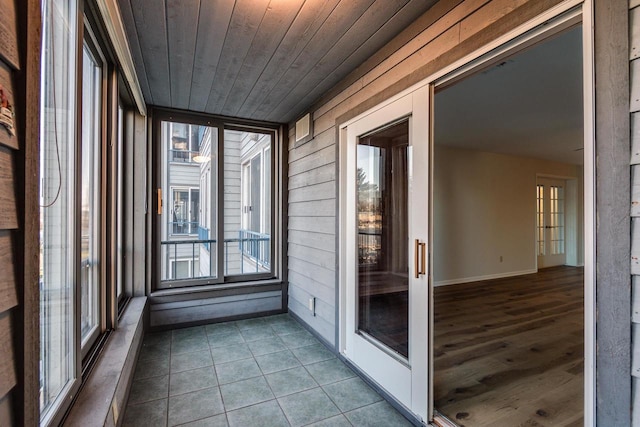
434 26 584 165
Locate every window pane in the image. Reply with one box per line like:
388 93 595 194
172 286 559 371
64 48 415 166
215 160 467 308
116 104 124 299
357 120 409 359
224 130 272 276
80 44 101 346
161 122 218 281
39 0 77 419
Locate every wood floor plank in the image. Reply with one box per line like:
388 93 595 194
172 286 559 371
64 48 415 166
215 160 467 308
434 266 584 427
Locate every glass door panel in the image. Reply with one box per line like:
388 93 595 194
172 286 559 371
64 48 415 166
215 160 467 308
343 88 430 419
357 120 409 359
224 129 272 277
537 178 567 268
161 122 218 282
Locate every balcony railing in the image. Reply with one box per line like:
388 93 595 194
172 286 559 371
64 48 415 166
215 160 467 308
161 229 271 279
170 221 199 235
169 149 200 163
358 230 382 267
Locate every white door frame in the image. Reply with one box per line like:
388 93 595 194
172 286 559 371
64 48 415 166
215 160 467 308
338 0 595 423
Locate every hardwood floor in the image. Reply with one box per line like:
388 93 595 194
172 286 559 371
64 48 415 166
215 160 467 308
434 266 584 427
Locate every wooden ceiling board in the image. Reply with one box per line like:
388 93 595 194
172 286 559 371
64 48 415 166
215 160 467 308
167 0 200 109
188 0 235 112
116 0 153 103
121 0 439 122
280 0 440 122
219 0 306 116
233 0 342 118
268 0 414 122
130 0 171 106
249 0 378 119
204 0 271 113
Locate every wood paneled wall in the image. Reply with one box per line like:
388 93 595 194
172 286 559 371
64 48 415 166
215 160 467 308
0 0 40 425
286 0 566 346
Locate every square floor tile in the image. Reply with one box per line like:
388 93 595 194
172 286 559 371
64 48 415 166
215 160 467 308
290 344 335 365
345 401 412 426
262 314 292 325
139 334 171 362
175 413 229 427
168 387 224 426
265 367 318 397
322 377 382 412
240 327 276 342
128 375 169 404
220 377 275 411
170 366 218 396
134 356 170 380
206 322 240 337
211 343 253 364
172 335 210 355
278 388 340 427
235 317 267 331
279 331 318 349
255 350 301 374
209 331 246 349
173 326 206 341
306 415 352 427
270 321 305 336
305 359 355 385
247 337 286 357
227 400 289 427
170 350 213 373
123 399 167 427
215 358 263 385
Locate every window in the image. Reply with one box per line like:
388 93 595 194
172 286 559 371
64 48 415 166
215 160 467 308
537 184 545 256
171 188 199 235
80 40 102 350
39 0 78 422
39 3 124 424
157 116 277 288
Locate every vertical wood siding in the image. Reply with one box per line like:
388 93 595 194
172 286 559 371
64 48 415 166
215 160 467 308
286 0 566 346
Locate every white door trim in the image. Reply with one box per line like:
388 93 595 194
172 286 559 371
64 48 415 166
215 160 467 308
338 0 595 423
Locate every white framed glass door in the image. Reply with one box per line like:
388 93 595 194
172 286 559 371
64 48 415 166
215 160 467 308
341 87 430 420
537 177 567 268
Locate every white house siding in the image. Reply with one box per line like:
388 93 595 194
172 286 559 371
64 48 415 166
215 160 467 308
287 0 570 346
224 131 243 274
629 1 640 423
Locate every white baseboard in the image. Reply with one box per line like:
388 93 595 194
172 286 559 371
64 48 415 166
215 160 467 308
434 269 538 287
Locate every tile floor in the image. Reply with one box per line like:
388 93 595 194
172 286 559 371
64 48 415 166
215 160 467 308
123 314 414 427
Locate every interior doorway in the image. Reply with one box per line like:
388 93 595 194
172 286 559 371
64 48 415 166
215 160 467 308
432 25 585 426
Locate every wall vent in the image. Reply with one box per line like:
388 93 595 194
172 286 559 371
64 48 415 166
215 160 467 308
295 113 312 145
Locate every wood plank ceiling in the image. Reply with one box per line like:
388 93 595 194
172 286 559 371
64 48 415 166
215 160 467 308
117 0 438 123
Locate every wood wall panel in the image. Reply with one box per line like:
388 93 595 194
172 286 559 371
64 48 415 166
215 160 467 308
0 148 18 229
0 312 16 399
0 61 19 150
0 393 12 427
0 0 19 69
0 232 17 313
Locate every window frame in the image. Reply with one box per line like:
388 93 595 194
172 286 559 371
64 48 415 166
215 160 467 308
39 3 132 425
152 109 280 290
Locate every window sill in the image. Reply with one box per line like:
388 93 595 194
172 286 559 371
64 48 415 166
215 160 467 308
64 297 148 427
151 277 283 299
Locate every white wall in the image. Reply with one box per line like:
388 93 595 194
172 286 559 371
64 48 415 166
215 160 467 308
433 145 583 285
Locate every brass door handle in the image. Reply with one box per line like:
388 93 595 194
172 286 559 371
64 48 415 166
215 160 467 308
157 188 162 215
415 239 427 278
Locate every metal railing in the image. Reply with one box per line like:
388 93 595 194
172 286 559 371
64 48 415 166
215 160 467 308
169 149 200 163
161 229 271 279
170 221 199 235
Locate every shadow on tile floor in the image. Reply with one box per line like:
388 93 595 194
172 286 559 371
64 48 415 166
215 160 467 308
123 314 414 426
